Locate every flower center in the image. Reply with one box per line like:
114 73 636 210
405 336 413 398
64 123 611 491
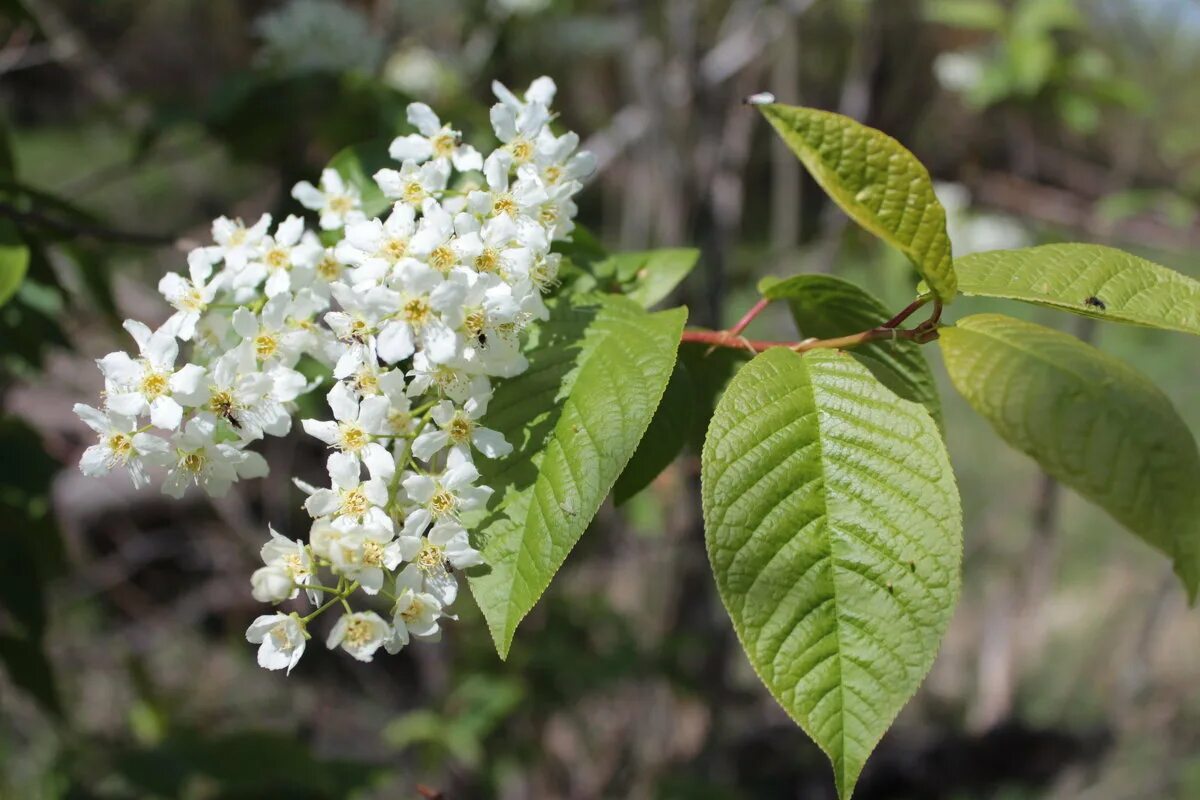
430 244 456 273
416 540 446 573
544 165 563 184
508 138 533 163
361 539 383 567
180 287 206 312
345 618 373 648
403 181 425 205
329 194 354 214
269 623 296 649
402 297 431 327
353 368 379 395
387 409 412 433
106 433 133 463
432 133 457 159
283 553 308 578
429 489 456 517
209 389 237 419
140 369 169 399
539 206 558 226
181 450 206 474
255 333 279 360
317 253 341 281
228 227 247 246
340 486 368 517
338 423 367 452
447 413 473 443
474 248 500 273
382 236 408 261
463 309 486 335
531 258 559 292
400 597 425 623
491 193 517 217
265 246 290 271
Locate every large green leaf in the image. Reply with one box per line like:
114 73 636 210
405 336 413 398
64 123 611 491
759 274 942 428
954 244 1200 336
940 314 1200 597
758 103 956 301
0 219 29 308
702 348 961 799
469 295 687 657
326 139 393 218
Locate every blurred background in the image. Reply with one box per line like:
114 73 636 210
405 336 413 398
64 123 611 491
2 0 1199 797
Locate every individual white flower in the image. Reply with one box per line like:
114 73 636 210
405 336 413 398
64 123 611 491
97 320 204 430
453 211 536 279
378 368 416 437
533 128 595 190
412 398 511 462
173 342 276 440
301 381 391 465
406 354 490 405
233 215 323 297
304 449 393 524
490 78 554 165
409 198 460 275
401 447 492 536
398 520 485 606
246 613 307 674
373 159 450 209
231 294 309 368
326 610 390 662
334 202 418 286
253 525 319 604
492 75 557 114
466 152 549 223
375 259 465 364
292 168 364 230
324 281 398 378
74 403 169 488
384 563 447 653
161 416 268 498
211 213 271 272
326 521 403 595
159 248 223 341
389 102 483 172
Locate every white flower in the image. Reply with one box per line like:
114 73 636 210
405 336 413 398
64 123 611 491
301 381 391 464
412 398 511 462
246 613 307 674
397 520 484 606
385 563 447 653
233 215 323 297
533 128 595 190
466 153 549 223
326 610 390 662
334 202 418 286
324 281 398 378
304 449 393 524
253 525 319 603
373 159 450 208
492 76 557 113
389 102 483 172
161 416 268 498
97 320 204 430
490 77 555 165
159 248 223 341
326 520 403 595
375 259 465 365
292 168 364 230
401 447 492 536
231 294 309 368
211 213 271 272
74 403 169 488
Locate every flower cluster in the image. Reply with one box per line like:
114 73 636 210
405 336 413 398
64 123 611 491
74 77 593 673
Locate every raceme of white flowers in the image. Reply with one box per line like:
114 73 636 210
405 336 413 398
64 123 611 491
74 77 594 674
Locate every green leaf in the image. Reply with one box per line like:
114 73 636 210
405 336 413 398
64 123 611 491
678 341 752 450
0 219 29 308
923 0 1005 30
760 274 942 428
326 139 393 219
702 348 962 799
596 248 700 308
939 314 1200 598
469 295 687 657
954 244 1200 336
757 104 957 301
613 362 694 505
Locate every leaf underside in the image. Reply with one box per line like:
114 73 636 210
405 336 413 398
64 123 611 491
758 103 957 302
939 313 1200 598
702 347 962 799
954 243 1200 335
468 294 686 657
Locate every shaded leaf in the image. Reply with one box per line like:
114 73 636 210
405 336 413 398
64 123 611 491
0 219 29 308
703 348 961 799
940 313 1200 598
327 138 394 219
597 248 700 308
613 362 694 504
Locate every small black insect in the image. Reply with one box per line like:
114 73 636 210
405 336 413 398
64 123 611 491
476 332 488 348
1084 296 1106 311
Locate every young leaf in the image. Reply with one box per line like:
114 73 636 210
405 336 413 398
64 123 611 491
954 244 1200 336
757 103 957 301
326 139 393 218
759 274 942 428
596 248 700 308
0 219 30 308
469 295 687 657
702 348 962 799
940 314 1200 597
612 362 694 505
